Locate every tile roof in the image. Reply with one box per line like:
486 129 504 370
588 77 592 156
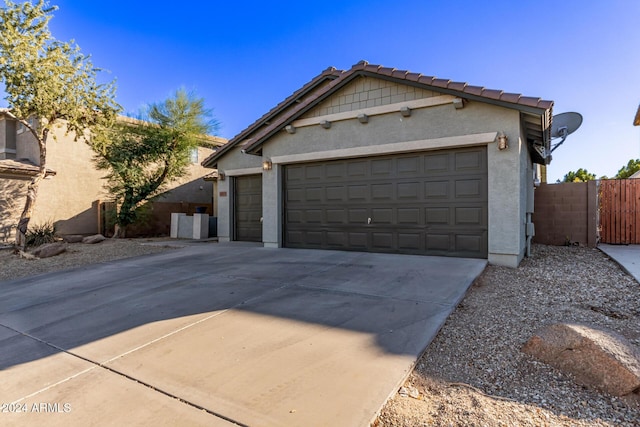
201 66 343 167
203 61 553 166
634 104 640 126
0 159 56 177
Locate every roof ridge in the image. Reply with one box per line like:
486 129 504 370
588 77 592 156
350 61 552 109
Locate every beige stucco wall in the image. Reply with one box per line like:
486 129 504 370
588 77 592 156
215 145 263 242
3 120 217 239
31 124 106 234
0 174 29 242
216 76 534 266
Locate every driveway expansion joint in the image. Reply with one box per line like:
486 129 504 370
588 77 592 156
1 321 248 426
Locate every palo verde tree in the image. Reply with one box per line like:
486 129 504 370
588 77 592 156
90 89 218 237
0 0 119 249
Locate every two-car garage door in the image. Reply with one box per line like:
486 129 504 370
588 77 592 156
284 147 488 258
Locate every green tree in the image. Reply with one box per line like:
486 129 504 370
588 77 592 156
91 89 218 237
614 158 640 179
562 168 596 182
0 0 119 249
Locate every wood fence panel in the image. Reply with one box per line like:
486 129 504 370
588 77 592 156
599 179 640 244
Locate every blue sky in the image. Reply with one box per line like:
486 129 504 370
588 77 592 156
8 0 640 181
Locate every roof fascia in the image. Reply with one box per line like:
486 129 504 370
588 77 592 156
243 70 553 155
201 70 342 168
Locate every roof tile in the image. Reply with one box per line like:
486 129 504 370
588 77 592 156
499 92 522 104
431 78 451 88
417 75 436 85
518 96 543 108
464 85 485 96
378 67 396 76
447 81 467 91
206 60 554 165
351 60 368 70
538 100 554 110
481 89 503 100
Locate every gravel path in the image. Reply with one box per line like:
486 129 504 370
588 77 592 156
376 244 640 426
1 241 638 425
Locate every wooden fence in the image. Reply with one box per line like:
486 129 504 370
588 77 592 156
599 179 640 244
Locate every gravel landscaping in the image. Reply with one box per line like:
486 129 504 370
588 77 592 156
376 244 640 426
1 241 638 426
0 239 176 282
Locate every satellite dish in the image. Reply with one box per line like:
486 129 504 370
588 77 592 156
550 112 583 153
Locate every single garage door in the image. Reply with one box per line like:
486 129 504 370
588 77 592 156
234 174 262 242
284 147 488 258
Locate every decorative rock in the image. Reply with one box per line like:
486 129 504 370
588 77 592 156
398 386 420 399
62 234 84 243
522 323 640 396
30 242 66 259
82 234 106 244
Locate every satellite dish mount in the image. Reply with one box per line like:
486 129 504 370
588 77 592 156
550 112 583 153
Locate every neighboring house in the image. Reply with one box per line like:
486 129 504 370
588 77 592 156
630 170 640 179
202 61 553 267
0 111 226 242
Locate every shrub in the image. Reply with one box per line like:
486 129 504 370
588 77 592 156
26 221 57 247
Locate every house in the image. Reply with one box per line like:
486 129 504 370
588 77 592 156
202 61 553 267
0 111 226 242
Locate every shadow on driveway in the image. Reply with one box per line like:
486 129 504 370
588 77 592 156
0 243 486 426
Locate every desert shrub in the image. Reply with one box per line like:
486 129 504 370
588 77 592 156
26 221 57 247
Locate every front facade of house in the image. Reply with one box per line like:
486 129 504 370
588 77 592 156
203 61 553 267
0 112 225 241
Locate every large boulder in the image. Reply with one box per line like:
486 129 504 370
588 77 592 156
30 242 66 259
62 234 84 243
82 234 106 244
522 323 640 396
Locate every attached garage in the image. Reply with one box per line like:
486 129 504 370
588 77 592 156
204 61 554 267
284 147 487 258
233 174 263 242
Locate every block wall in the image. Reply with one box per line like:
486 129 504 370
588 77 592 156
532 182 598 247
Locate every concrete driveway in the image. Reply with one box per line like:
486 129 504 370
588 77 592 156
0 243 486 427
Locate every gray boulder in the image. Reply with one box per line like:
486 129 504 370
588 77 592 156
62 234 84 243
31 242 66 259
82 234 106 244
522 323 640 396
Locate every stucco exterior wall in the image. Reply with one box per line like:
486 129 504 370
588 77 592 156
31 124 106 234
271 102 525 266
216 145 263 242
216 77 531 266
2 118 218 239
0 174 28 242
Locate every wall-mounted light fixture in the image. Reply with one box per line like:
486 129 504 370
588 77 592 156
262 159 273 171
320 120 332 129
400 106 411 117
357 113 369 124
218 172 226 181
453 98 464 109
497 132 509 150
285 125 296 134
